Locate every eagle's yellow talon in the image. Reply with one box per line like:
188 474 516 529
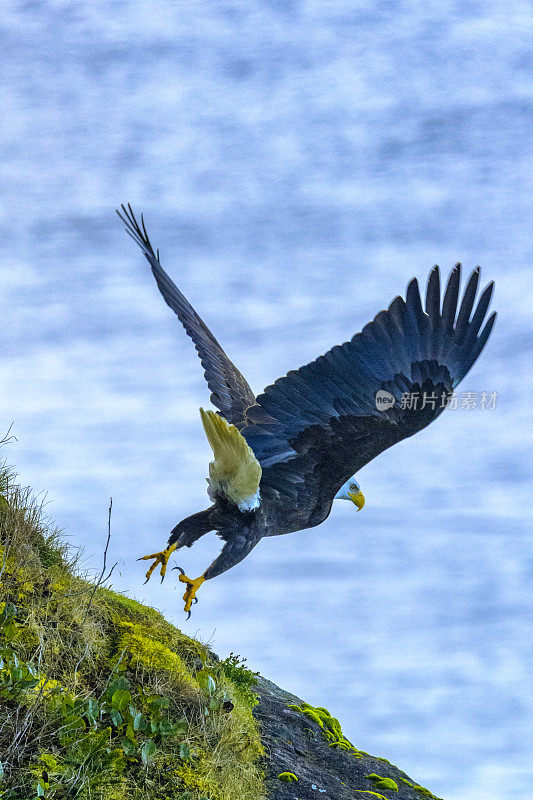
138 544 177 584
178 573 205 614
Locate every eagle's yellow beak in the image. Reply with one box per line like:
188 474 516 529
348 489 365 511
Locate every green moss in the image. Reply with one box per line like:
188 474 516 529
278 771 298 782
366 773 399 792
102 589 209 665
354 792 388 800
115 621 199 694
287 701 364 757
398 777 443 799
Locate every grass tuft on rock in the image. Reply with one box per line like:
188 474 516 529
0 462 265 800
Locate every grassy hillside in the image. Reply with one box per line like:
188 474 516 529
0 463 265 800
0 462 443 800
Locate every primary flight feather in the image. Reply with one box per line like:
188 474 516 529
117 204 496 617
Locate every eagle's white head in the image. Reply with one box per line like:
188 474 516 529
334 477 365 510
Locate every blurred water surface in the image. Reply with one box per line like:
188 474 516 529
1 2 531 798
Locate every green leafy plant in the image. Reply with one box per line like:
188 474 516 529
219 653 259 707
195 667 235 716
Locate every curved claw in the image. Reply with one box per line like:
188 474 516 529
176 572 205 617
138 545 177 584
186 610 192 620
172 566 185 575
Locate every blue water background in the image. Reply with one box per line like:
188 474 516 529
1 2 532 797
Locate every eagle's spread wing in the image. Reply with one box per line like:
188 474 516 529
117 204 256 425
242 264 496 503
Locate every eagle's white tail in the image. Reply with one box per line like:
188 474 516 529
200 409 262 511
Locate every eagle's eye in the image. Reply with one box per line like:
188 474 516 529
350 484 356 491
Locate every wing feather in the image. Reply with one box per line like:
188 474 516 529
425 265 441 321
473 311 497 361
464 281 495 345
442 263 461 332
117 204 256 425
455 267 480 339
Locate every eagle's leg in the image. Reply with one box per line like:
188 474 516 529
138 543 177 584
175 531 261 617
138 509 214 585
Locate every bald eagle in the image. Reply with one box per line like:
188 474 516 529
118 205 496 617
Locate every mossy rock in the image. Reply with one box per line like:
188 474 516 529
253 678 443 799
366 772 399 791
278 771 298 782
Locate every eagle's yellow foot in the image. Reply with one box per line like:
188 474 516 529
138 543 177 584
175 568 205 618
